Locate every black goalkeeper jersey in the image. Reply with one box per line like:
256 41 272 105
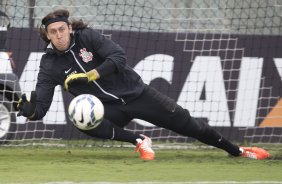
33 28 145 120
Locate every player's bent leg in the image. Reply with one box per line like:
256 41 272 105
78 119 155 160
80 118 141 144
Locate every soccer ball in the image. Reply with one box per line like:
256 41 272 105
68 94 104 130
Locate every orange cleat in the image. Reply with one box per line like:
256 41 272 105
135 134 155 161
240 147 270 160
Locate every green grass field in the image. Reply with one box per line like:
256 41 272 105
0 144 282 184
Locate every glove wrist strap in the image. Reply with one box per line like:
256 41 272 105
86 69 100 81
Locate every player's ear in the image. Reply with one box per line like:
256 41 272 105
68 24 72 33
46 31 50 40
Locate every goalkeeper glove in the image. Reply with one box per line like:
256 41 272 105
17 91 37 118
64 69 100 91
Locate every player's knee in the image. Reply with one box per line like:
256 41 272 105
185 117 211 138
170 108 208 137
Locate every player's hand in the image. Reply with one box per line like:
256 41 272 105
64 69 100 91
17 91 37 118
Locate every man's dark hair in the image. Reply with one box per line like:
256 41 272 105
39 9 88 44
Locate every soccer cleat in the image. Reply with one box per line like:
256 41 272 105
240 147 270 160
135 134 155 160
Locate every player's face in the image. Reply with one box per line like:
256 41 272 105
46 21 72 51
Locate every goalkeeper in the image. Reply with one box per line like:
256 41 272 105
17 9 269 161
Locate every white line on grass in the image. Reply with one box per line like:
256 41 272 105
37 181 282 184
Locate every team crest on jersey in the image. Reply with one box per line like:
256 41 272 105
79 48 93 63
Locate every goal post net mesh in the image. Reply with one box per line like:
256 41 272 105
0 0 282 146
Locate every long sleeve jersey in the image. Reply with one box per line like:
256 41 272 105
32 28 145 120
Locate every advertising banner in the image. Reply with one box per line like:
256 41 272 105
4 28 282 141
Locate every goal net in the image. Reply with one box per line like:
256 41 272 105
0 0 282 145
